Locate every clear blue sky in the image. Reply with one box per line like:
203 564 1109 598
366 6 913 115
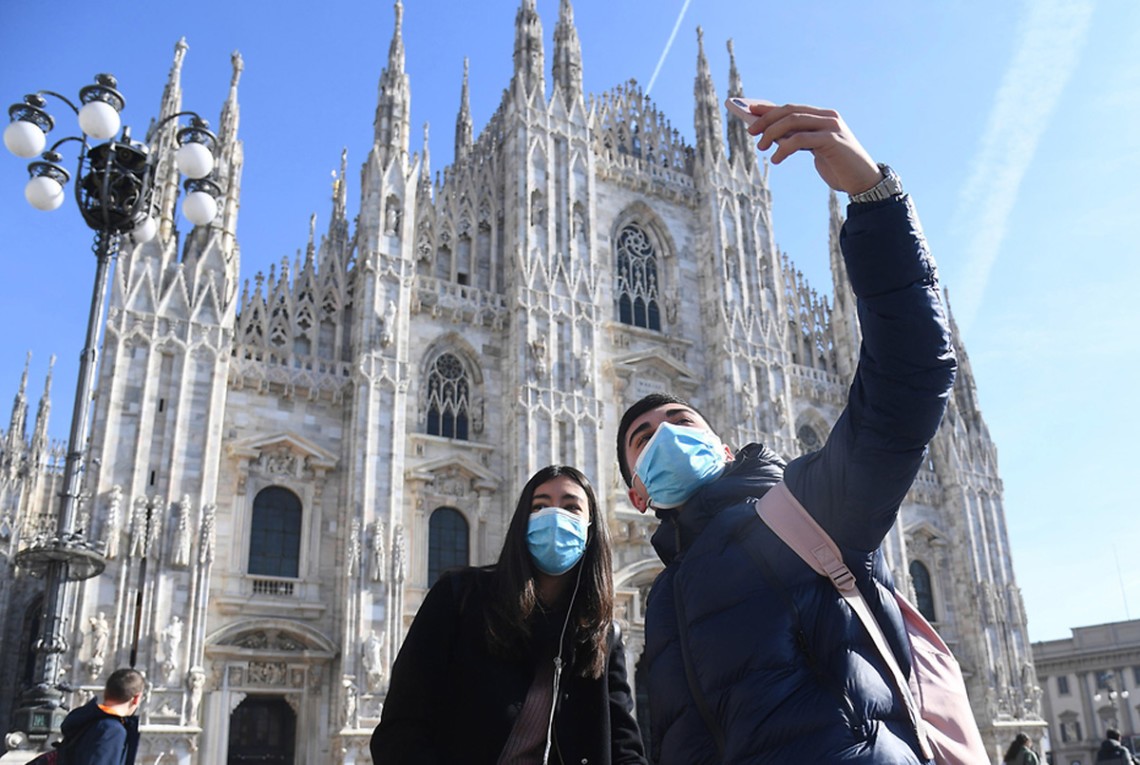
1 0 1137 643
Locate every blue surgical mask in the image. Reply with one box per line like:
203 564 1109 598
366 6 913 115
634 422 728 509
527 507 589 576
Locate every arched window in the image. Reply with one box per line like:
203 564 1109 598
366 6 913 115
249 486 303 578
426 353 470 440
909 560 936 621
615 224 661 331
797 424 823 455
428 507 469 584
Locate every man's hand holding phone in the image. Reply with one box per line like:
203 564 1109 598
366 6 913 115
724 97 881 196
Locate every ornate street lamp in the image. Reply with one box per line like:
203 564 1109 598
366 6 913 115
2 73 221 751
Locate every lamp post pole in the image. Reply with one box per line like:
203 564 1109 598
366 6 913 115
2 73 220 753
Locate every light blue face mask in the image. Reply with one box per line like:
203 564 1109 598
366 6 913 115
527 507 589 576
634 422 728 509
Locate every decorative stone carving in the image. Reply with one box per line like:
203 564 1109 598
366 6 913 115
232 630 306 651
263 450 297 476
370 521 386 584
128 496 148 558
530 338 548 380
86 611 109 680
362 630 385 692
392 525 407 584
161 616 184 682
172 496 192 567
198 504 216 565
343 678 358 729
187 667 206 725
347 518 361 578
247 661 288 686
103 485 122 560
384 198 401 237
380 299 397 348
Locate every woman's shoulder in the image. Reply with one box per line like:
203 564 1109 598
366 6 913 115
434 565 495 604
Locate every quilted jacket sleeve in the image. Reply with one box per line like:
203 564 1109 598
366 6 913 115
784 194 957 552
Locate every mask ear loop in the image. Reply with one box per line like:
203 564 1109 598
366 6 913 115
540 554 585 765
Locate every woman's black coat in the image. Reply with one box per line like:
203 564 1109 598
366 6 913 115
370 566 647 765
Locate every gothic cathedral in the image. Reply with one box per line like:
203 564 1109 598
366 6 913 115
0 1 1042 762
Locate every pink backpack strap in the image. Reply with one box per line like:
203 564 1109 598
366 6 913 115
756 482 934 761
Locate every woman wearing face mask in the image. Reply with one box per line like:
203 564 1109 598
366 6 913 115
370 465 647 765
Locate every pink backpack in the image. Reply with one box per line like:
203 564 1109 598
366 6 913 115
756 482 990 765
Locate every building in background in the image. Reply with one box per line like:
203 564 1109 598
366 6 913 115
0 1 1043 761
1034 620 1140 765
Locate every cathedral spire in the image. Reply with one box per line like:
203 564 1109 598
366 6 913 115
30 355 54 463
551 0 583 106
214 51 245 239
332 148 348 229
511 0 545 98
693 27 725 165
373 0 411 167
827 190 858 379
944 290 985 430
151 38 189 243
455 58 472 161
7 352 30 448
725 39 756 172
417 122 432 203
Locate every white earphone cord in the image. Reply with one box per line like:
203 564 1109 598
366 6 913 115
541 562 585 765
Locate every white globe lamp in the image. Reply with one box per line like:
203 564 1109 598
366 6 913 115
25 175 65 211
77 100 120 141
4 120 46 158
175 141 214 180
183 190 217 226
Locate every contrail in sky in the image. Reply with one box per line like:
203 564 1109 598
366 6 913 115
951 0 1093 332
646 0 693 96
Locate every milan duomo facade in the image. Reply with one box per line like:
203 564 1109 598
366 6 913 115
0 1 1044 762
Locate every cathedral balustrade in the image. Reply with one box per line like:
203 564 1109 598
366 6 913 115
228 347 354 402
413 275 509 327
594 155 697 205
787 364 846 407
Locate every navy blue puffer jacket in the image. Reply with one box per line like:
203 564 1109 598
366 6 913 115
641 195 956 764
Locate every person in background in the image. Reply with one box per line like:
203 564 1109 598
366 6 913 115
1003 732 1039 765
371 464 646 765
57 667 144 765
1096 728 1139 764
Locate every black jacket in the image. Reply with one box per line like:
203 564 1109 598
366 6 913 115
1097 739 1138 763
58 698 140 765
371 567 647 765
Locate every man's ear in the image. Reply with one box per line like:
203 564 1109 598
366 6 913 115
628 485 649 514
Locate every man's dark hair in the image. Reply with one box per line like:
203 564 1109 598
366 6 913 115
1107 728 1122 742
616 393 709 487
104 668 145 704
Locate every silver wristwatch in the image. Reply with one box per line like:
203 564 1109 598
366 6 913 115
848 163 903 204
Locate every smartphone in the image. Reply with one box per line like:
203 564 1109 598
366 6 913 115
724 97 771 126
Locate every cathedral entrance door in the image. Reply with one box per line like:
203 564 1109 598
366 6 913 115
227 695 296 764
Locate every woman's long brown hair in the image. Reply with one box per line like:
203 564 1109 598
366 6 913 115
484 465 614 679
